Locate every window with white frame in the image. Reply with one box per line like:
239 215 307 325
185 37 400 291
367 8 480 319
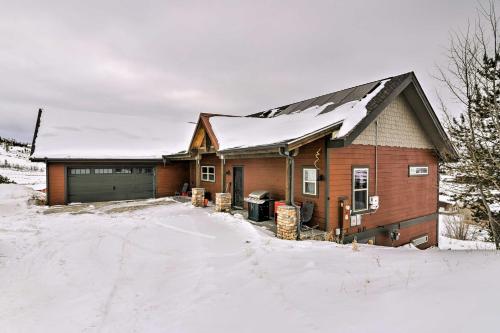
409 165 429 176
353 167 369 212
303 168 317 195
201 166 215 182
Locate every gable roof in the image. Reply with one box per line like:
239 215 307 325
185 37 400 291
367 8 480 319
30 72 456 162
204 79 388 153
333 72 457 160
179 72 456 160
31 109 195 161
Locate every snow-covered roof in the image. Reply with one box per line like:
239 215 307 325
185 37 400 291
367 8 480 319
209 80 388 151
32 109 195 160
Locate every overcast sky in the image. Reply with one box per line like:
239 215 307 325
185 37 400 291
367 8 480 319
0 0 477 142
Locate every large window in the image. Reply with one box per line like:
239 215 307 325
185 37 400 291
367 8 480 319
201 166 215 182
303 168 318 195
353 167 369 212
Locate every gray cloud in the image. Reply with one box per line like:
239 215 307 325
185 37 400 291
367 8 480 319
0 0 475 142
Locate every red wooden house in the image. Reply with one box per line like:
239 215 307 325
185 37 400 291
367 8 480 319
31 72 456 248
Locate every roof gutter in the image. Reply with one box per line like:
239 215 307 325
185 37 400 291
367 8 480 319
162 151 195 161
29 157 165 163
217 143 287 157
287 122 342 151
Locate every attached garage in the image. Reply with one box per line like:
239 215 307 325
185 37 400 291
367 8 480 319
67 166 155 203
29 107 196 205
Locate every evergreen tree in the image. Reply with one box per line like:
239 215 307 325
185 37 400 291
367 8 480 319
0 175 15 184
439 1 500 249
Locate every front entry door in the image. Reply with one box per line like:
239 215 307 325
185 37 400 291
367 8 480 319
233 166 244 208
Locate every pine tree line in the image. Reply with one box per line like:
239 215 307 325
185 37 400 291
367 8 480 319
0 136 30 148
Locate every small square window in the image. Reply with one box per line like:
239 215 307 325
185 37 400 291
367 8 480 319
201 166 215 182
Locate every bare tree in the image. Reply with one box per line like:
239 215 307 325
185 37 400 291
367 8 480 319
437 0 500 249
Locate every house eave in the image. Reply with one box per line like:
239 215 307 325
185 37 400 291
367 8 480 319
30 157 165 163
287 122 342 151
162 152 196 161
217 143 287 157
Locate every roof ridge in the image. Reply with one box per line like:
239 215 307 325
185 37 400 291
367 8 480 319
247 72 413 118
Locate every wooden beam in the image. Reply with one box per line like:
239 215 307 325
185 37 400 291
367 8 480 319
195 155 201 187
220 157 225 193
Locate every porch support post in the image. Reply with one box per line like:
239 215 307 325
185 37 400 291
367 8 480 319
220 155 225 193
195 154 201 187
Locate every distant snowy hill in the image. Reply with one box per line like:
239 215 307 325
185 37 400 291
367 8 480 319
0 138 45 190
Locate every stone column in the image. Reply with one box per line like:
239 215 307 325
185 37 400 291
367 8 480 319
215 193 232 212
191 188 205 207
276 205 298 240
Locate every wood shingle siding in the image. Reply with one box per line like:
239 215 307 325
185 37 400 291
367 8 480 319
353 94 433 149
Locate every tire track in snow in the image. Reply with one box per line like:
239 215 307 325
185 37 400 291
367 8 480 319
154 221 216 239
97 225 139 332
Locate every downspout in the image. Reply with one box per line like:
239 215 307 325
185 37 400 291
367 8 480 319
278 147 301 240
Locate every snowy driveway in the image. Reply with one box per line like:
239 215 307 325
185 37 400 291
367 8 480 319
1 186 499 333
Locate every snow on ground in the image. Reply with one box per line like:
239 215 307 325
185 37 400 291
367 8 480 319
0 144 45 190
1 184 499 333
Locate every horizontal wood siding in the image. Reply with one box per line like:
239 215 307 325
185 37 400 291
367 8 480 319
48 163 66 205
293 138 327 229
156 162 190 197
329 145 438 246
224 157 287 208
376 218 437 249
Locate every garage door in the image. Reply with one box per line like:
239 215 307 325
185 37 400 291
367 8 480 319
68 167 155 203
